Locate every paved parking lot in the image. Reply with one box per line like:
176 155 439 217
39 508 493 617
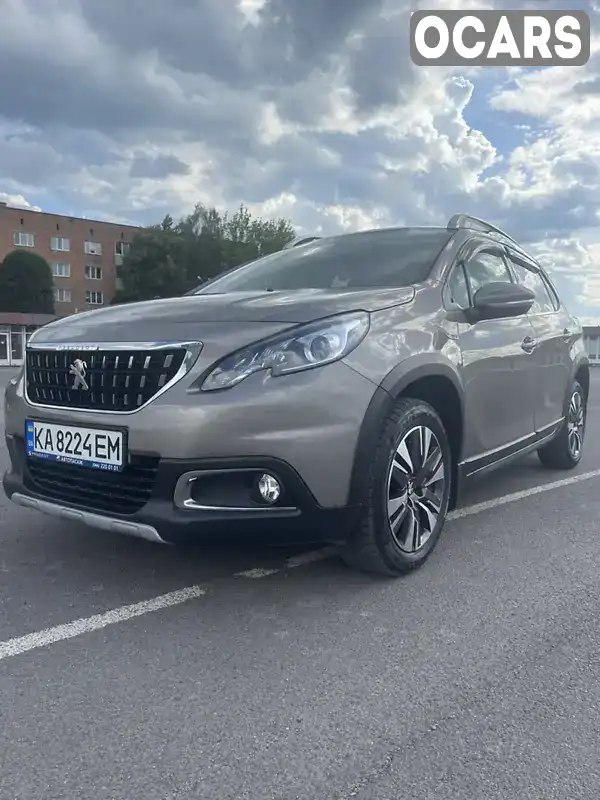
2 367 600 799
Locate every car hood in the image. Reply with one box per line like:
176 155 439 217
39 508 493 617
31 287 416 345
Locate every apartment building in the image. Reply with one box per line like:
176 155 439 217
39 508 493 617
0 202 139 366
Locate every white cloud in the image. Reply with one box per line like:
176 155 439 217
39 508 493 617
0 191 40 210
0 0 598 317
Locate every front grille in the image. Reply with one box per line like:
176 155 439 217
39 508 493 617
26 347 187 412
27 454 159 515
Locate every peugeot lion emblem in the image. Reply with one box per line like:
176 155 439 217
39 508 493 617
69 359 89 390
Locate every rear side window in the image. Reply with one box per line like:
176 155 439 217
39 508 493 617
195 228 452 293
508 257 556 314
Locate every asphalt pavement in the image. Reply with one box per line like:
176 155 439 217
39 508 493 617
2 367 600 799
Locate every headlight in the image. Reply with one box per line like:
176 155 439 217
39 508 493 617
201 311 370 391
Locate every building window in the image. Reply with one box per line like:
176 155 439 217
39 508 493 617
13 231 34 247
52 262 71 278
51 236 70 252
84 240 102 255
86 290 103 305
54 287 72 303
115 241 131 256
85 265 102 280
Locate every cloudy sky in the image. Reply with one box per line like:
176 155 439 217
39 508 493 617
1 0 599 320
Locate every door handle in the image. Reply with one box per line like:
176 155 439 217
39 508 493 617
521 336 537 353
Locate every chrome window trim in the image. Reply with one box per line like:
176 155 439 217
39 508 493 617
24 340 203 415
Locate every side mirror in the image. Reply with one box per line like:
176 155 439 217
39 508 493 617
466 281 535 322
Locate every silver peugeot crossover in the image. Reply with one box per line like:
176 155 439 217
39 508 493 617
3 214 589 575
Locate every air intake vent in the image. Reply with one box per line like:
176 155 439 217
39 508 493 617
26 453 158 514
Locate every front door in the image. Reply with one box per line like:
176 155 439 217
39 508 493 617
452 245 538 465
0 331 9 366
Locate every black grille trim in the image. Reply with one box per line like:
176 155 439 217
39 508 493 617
26 453 159 515
25 344 195 413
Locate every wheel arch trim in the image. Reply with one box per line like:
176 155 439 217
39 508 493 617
572 355 590 399
348 356 466 509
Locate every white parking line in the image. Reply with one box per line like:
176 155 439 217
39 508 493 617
0 585 205 661
447 468 600 520
249 469 600 571
285 546 340 569
2 468 600 662
234 548 339 577
234 567 280 579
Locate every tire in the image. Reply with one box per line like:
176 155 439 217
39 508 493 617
342 397 452 577
537 379 586 470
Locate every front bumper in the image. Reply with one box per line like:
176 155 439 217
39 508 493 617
3 358 376 544
3 439 360 547
5 360 374 509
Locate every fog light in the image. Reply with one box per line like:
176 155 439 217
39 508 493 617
257 473 281 504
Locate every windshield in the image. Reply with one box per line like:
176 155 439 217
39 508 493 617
193 228 452 294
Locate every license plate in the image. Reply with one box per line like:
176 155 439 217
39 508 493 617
25 420 125 472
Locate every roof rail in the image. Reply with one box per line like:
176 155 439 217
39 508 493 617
283 235 322 250
446 214 520 248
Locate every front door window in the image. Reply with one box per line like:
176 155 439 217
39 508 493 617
464 249 513 295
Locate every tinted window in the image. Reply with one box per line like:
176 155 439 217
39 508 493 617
464 249 512 295
445 265 470 309
509 259 556 313
194 229 452 293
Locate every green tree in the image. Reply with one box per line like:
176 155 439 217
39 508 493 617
177 203 296 287
0 249 55 313
175 205 226 287
223 204 296 266
115 204 296 303
114 221 187 304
